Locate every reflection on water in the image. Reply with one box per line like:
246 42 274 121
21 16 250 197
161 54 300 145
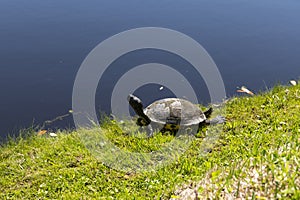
0 0 300 139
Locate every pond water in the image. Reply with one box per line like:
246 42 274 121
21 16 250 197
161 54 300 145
1 0 300 140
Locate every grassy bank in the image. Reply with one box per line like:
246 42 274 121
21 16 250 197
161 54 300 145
1 83 300 199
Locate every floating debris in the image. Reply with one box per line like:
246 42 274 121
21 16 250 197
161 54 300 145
237 86 254 96
290 80 297 86
45 113 70 124
49 132 58 137
37 130 47 136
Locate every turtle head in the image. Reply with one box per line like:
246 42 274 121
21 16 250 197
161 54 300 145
127 94 143 113
127 94 151 126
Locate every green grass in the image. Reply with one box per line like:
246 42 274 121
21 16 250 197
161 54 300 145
1 83 300 199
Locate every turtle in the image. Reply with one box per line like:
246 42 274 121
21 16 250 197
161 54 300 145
127 94 225 137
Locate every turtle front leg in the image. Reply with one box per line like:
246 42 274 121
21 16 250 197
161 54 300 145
146 124 154 138
137 122 154 138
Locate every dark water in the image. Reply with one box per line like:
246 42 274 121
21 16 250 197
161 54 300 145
1 0 300 140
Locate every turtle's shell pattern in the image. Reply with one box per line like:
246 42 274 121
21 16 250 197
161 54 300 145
144 98 206 126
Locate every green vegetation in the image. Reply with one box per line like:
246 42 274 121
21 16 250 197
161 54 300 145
1 83 300 199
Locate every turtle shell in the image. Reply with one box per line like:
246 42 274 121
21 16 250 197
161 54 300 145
144 98 206 127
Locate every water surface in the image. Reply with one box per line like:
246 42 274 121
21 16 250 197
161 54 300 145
1 0 300 140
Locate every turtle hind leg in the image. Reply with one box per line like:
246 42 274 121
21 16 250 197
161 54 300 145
198 121 207 132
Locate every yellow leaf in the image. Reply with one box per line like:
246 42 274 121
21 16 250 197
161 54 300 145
37 130 47 136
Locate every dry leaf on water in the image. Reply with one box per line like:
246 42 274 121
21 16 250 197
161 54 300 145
237 86 254 96
37 130 47 136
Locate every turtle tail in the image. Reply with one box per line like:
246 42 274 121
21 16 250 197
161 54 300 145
204 107 213 118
